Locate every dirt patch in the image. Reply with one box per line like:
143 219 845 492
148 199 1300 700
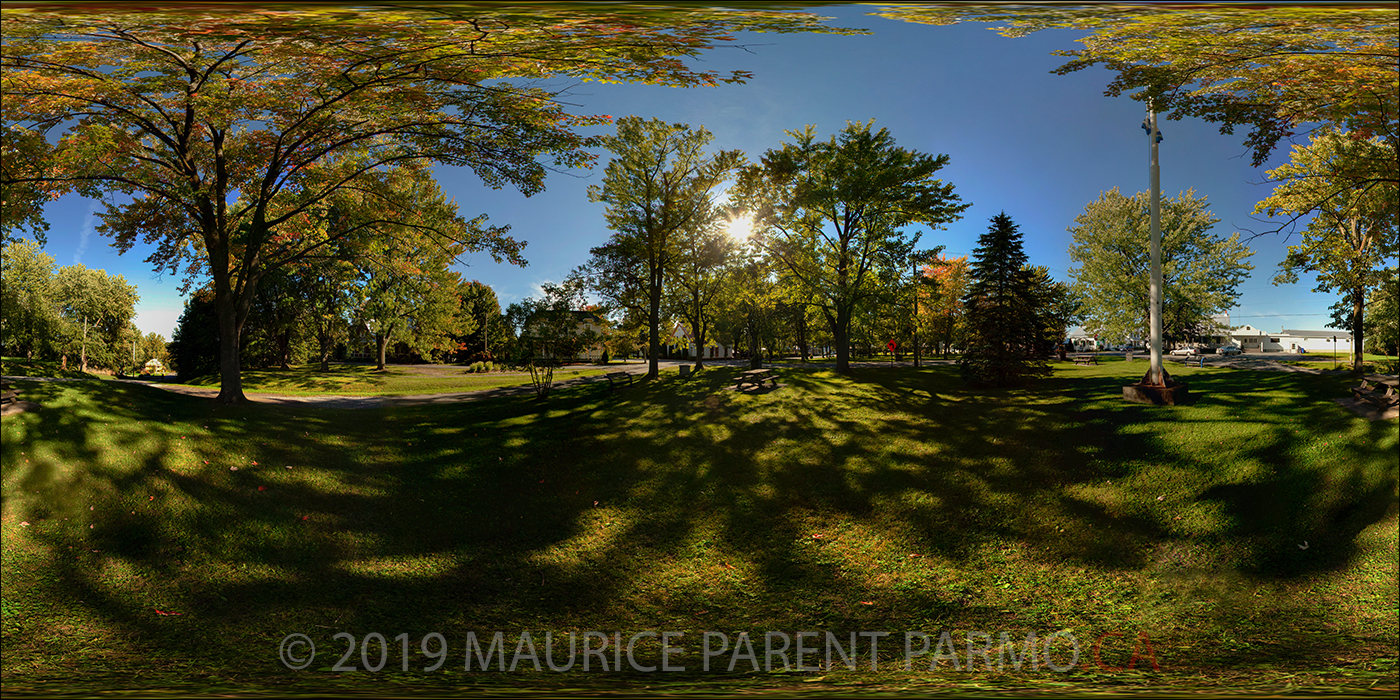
1 399 40 416
1331 396 1399 421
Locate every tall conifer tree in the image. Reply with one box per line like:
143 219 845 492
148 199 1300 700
960 212 1049 385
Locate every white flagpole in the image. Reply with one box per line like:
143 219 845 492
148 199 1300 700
1148 103 1164 386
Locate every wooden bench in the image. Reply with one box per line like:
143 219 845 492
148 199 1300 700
1351 380 1399 409
1 389 16 406
1072 355 1098 366
736 368 778 390
604 371 633 389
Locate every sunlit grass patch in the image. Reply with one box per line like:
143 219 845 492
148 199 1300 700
162 362 608 396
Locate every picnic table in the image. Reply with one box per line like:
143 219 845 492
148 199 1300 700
1071 355 1098 366
736 368 778 391
1352 378 1400 410
1 383 16 406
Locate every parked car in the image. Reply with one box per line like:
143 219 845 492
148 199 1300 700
1215 344 1241 356
1168 347 1198 356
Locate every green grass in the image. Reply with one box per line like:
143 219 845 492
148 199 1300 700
2 362 1396 696
1 356 109 380
161 362 610 396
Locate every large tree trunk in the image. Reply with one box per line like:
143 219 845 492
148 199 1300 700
833 306 852 373
318 331 333 372
215 289 247 404
277 329 292 370
376 333 389 371
747 310 762 370
1351 287 1365 375
80 316 88 372
691 290 705 370
796 310 809 362
647 266 662 380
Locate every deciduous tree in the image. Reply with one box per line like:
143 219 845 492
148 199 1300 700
0 238 61 359
664 218 738 369
1067 188 1254 348
1255 131 1399 372
921 254 969 358
357 232 466 371
584 116 743 379
54 265 139 372
735 120 968 372
455 279 502 363
506 278 599 399
1364 267 1399 357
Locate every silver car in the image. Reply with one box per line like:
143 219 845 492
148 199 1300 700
1215 345 1241 356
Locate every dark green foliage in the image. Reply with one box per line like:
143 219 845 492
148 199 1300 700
167 287 219 381
960 213 1051 386
241 267 310 370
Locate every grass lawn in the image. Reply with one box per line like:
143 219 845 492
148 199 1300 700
2 361 1396 697
161 362 609 396
1 357 110 380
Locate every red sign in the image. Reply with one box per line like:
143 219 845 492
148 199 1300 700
887 339 897 352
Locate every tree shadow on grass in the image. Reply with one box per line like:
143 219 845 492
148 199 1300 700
1 363 1394 679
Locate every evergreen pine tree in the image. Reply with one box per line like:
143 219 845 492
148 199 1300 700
960 212 1051 385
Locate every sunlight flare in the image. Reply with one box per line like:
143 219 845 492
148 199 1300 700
725 213 754 240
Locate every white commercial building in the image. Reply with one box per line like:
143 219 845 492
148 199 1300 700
1228 325 1353 354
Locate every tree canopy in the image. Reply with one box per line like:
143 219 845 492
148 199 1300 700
875 4 1398 171
1256 131 1399 372
0 3 849 402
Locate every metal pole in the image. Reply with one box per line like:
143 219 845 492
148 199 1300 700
1148 105 1165 386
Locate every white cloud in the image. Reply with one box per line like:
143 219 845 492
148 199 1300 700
73 204 97 265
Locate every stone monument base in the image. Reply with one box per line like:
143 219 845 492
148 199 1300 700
1123 368 1191 405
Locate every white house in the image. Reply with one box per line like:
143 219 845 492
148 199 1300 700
1226 325 1353 353
664 321 734 360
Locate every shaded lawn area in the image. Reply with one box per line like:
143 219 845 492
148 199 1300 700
1 357 108 380
159 362 607 396
1 361 1395 697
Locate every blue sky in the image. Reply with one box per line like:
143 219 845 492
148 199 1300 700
29 4 1365 339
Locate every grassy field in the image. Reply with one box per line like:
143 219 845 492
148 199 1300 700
2 360 1396 697
161 362 610 396
1 357 109 380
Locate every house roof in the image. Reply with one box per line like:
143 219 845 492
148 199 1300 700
1282 329 1352 339
568 310 606 324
